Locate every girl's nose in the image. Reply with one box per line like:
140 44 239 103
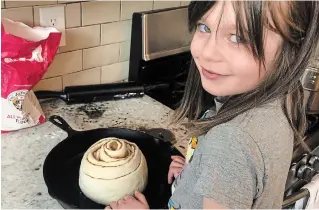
201 34 223 63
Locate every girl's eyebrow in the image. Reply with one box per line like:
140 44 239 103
198 18 238 30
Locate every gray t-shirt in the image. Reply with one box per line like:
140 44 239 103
169 98 294 209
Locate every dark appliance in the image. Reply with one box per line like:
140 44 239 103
129 6 193 110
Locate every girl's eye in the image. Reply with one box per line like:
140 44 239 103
230 34 243 43
197 23 211 33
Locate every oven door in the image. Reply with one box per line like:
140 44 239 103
283 126 319 209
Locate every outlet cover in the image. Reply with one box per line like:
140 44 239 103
39 6 66 46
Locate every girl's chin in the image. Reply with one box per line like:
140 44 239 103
201 78 230 97
201 84 229 97
200 75 254 96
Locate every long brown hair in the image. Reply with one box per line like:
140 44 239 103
174 1 319 147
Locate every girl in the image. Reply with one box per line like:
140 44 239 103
106 1 319 209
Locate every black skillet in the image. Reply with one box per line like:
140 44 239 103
43 115 183 209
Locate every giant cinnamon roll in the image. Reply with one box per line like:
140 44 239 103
79 137 148 205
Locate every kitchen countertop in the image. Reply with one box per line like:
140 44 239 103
1 95 189 209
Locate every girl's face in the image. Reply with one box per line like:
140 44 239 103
191 2 283 96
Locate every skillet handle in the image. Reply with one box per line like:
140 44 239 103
170 145 184 157
49 115 77 136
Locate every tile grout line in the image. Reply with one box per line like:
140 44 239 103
79 1 82 27
60 75 64 90
63 3 66 28
61 41 127 54
100 66 102 84
44 60 124 80
81 48 84 76
32 5 35 27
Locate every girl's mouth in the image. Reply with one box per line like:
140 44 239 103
201 67 223 80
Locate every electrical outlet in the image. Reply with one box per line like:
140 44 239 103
39 6 66 46
49 18 57 27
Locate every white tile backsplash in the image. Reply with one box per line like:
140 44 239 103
101 20 132 45
44 50 83 78
121 1 153 20
65 3 81 28
119 41 131 62
33 77 63 91
63 67 101 88
153 0 180 10
59 25 101 53
83 43 120 70
101 61 130 83
1 7 33 26
81 1 120 26
5 1 56 8
180 0 190 6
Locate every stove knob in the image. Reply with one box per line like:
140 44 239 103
297 165 315 182
286 164 297 188
304 167 316 182
296 165 306 179
298 154 310 165
308 156 319 172
300 154 310 165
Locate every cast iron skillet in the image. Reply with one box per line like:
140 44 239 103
43 115 183 209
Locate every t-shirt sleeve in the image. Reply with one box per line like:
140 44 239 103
193 124 264 209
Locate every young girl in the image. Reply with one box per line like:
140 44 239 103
106 1 319 209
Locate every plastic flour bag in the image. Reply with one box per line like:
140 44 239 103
1 18 61 133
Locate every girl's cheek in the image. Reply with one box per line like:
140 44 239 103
190 34 204 58
190 37 197 57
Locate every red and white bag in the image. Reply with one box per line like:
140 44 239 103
1 18 61 133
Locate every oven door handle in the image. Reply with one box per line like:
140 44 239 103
282 188 310 209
